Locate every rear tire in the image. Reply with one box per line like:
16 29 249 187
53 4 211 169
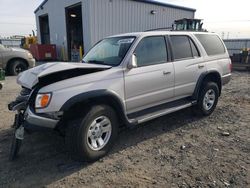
65 105 119 162
9 59 28 76
193 82 219 116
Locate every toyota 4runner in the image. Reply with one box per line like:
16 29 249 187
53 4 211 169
8 31 231 161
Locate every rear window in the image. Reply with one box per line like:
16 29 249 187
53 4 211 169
195 34 226 56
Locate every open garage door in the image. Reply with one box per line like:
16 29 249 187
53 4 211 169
65 3 84 62
39 14 50 44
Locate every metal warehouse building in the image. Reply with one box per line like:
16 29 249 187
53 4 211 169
35 0 195 61
224 39 250 56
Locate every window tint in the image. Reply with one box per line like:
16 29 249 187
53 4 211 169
190 39 199 57
195 34 225 56
170 36 193 60
135 36 167 67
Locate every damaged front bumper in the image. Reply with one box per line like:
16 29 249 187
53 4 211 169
8 87 60 131
23 107 59 130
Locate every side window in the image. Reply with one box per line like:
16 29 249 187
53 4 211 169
190 39 200 57
195 34 226 56
135 36 167 67
170 35 193 60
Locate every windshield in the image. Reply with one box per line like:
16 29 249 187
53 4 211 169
83 36 135 66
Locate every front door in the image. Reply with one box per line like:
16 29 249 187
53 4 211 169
124 36 174 113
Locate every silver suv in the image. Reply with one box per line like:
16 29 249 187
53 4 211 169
8 31 231 161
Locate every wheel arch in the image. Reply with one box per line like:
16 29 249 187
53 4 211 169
58 90 133 129
193 71 222 100
6 57 29 73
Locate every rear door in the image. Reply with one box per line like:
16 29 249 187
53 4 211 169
124 36 174 113
169 35 206 98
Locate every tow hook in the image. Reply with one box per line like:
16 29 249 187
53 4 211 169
9 112 25 161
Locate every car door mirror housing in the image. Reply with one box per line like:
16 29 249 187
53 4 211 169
127 54 138 69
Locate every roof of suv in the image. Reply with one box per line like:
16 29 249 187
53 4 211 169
109 31 217 38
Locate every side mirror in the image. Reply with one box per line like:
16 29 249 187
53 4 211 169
127 54 138 69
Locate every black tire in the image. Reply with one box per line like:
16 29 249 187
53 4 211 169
9 59 28 76
65 105 119 162
193 82 219 116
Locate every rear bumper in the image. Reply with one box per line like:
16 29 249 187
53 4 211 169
222 73 231 85
24 107 58 130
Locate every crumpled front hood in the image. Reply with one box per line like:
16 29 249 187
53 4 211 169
17 62 111 89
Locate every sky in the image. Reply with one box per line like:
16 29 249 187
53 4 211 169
163 0 250 39
0 0 249 39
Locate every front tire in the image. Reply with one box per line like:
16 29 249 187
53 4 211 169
9 59 28 76
66 105 119 162
193 82 219 116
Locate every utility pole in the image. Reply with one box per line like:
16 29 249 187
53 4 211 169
221 32 225 39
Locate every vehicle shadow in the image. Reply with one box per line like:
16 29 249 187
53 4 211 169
0 107 202 187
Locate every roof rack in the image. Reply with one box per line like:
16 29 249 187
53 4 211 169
145 27 173 32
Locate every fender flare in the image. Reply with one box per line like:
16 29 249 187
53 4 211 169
60 89 136 126
192 70 222 100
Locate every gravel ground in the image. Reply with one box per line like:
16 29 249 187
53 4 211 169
0 72 249 188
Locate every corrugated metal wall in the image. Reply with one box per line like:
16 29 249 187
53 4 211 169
35 0 91 60
224 39 250 56
88 0 194 46
35 0 194 60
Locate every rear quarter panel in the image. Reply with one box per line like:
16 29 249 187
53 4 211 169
192 33 231 77
204 54 231 76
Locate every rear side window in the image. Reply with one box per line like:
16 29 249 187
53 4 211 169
195 34 226 56
170 35 200 60
135 36 167 67
190 40 199 57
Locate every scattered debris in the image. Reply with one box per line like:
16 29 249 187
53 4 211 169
240 165 247 170
180 145 186 150
158 149 162 155
177 172 182 177
217 126 224 130
224 181 230 187
221 132 230 136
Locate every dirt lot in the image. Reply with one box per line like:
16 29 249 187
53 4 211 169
0 72 249 188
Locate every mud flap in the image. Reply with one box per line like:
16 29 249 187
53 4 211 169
9 113 25 161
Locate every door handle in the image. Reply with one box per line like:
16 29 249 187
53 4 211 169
198 64 205 69
163 71 171 75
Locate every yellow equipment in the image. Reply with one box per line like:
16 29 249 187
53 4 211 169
21 35 37 50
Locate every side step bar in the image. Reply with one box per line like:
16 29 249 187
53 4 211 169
137 102 194 124
128 99 197 125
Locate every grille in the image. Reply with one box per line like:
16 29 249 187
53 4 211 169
20 88 32 96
